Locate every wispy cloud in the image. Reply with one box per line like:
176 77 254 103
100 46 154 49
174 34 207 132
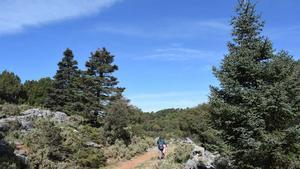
135 47 224 61
126 91 208 112
266 25 300 40
0 0 121 35
94 20 230 39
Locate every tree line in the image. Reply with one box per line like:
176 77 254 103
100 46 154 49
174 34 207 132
0 48 123 117
0 47 133 145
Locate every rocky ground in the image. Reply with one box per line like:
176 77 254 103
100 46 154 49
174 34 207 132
0 109 226 169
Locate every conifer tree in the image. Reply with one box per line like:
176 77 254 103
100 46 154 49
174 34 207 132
83 48 124 119
0 70 22 104
45 48 80 113
210 0 300 168
104 98 131 145
23 77 53 106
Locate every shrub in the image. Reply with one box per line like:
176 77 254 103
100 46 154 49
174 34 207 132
78 125 105 145
0 104 32 117
213 156 232 169
74 147 106 168
174 143 194 163
21 119 108 169
0 103 21 116
104 136 154 160
18 104 33 112
157 160 182 169
0 139 20 169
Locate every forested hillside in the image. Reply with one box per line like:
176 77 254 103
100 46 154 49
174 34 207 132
0 0 299 169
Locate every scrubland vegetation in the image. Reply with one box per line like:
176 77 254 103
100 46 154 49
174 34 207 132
0 0 299 169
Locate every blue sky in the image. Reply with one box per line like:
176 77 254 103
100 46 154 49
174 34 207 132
0 0 299 112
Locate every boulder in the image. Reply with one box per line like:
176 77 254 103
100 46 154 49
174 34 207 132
0 109 68 131
85 141 102 148
183 139 220 169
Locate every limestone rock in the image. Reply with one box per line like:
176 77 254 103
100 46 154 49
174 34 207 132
0 109 68 131
85 141 102 148
183 138 220 169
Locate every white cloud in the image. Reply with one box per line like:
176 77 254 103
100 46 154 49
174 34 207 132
265 25 300 40
136 47 224 61
0 0 121 35
94 20 230 39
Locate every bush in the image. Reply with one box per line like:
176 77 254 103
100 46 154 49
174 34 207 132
174 143 194 163
0 103 21 116
104 136 154 160
78 125 105 145
18 104 33 112
0 104 32 117
213 156 232 169
74 148 106 168
0 139 20 169
157 159 182 169
22 119 68 168
21 119 108 169
156 145 183 169
59 123 107 168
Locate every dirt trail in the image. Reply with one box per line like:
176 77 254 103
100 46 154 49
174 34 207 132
116 148 159 169
104 145 175 169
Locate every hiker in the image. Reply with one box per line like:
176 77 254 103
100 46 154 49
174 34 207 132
157 137 167 159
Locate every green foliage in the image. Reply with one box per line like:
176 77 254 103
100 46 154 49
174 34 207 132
0 139 20 169
73 147 106 169
104 99 132 145
23 77 53 106
45 48 80 114
174 143 194 163
82 48 124 120
23 119 68 168
104 136 154 160
60 124 107 168
0 103 22 116
210 0 300 168
156 159 182 169
134 104 224 152
19 118 108 169
0 70 22 104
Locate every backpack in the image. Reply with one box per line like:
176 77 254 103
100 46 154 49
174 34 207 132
157 138 165 150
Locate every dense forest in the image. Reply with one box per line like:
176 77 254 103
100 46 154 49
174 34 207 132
0 0 299 169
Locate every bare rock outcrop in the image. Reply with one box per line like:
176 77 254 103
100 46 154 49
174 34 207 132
0 108 68 131
183 138 220 169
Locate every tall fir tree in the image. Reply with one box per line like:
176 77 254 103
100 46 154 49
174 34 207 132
83 48 124 120
210 0 300 168
45 48 80 113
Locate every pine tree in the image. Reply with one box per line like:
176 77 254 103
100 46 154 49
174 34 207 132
83 48 124 119
210 0 300 168
45 48 80 113
104 98 131 145
23 77 53 106
0 70 22 104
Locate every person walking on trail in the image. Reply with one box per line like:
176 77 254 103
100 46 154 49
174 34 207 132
157 137 167 159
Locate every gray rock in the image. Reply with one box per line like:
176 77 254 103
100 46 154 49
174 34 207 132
184 137 194 144
85 141 102 148
191 145 205 157
0 109 69 131
0 121 10 132
183 139 220 169
185 159 199 169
